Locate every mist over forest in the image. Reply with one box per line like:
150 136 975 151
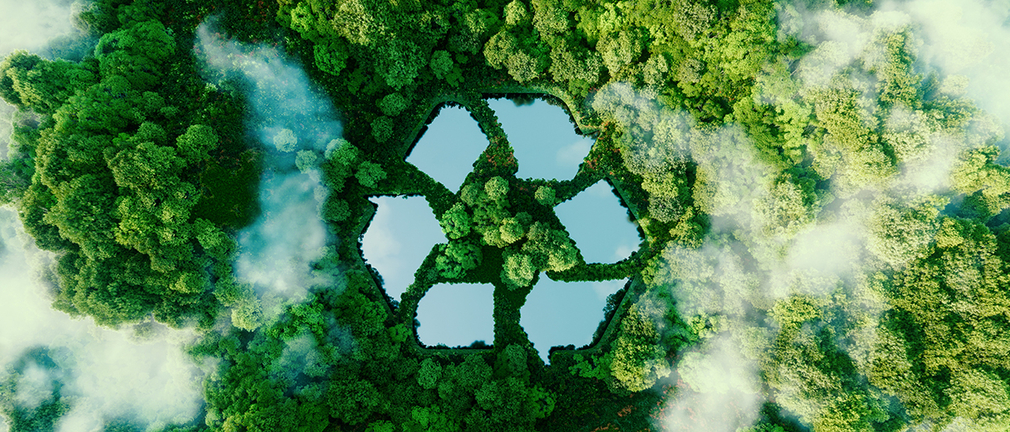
4 0 1010 431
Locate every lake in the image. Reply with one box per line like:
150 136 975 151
365 98 640 361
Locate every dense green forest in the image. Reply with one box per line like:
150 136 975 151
3 0 1010 430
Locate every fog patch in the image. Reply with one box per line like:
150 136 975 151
233 173 328 297
897 136 962 193
0 0 93 164
882 106 970 193
0 208 203 431
779 5 911 90
602 0 1005 421
592 81 905 429
195 19 340 307
662 336 761 432
793 222 860 282
270 332 329 386
54 330 202 432
780 0 1008 169
0 102 21 160
13 363 56 411
0 0 77 56
893 0 1010 150
195 20 341 152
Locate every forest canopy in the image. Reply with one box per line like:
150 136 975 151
3 0 1010 431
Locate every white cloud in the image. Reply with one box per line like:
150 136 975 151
661 336 762 432
0 208 203 431
0 0 76 56
889 0 1010 153
15 363 56 410
194 21 342 153
196 19 339 305
234 173 328 299
613 244 634 261
784 220 864 278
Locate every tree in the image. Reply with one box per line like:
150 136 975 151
176 125 219 164
604 304 670 392
439 202 471 239
534 186 555 206
355 161 386 188
273 128 298 153
435 240 482 279
0 51 95 114
94 20 176 90
484 30 546 83
521 222 577 273
501 251 535 289
598 28 645 78
378 93 408 117
430 50 463 87
371 116 394 143
323 197 351 222
418 358 443 390
866 197 943 268
498 214 527 245
314 40 350 76
484 176 509 200
504 0 528 26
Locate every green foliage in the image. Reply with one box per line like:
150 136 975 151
483 176 508 200
867 197 943 268
418 358 443 390
504 0 528 26
484 29 546 83
0 51 96 114
355 161 387 189
438 202 471 240
429 50 463 87
94 19 175 90
314 39 349 76
521 222 577 273
603 303 671 392
371 116 394 143
435 240 482 279
534 185 556 206
501 251 536 289
273 128 298 152
175 125 218 165
323 197 351 222
10 0 1010 431
378 93 408 117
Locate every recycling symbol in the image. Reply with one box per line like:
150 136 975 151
360 96 641 351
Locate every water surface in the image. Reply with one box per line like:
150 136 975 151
555 181 640 263
521 277 626 363
416 283 495 348
360 196 444 300
487 98 592 181
406 106 488 192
